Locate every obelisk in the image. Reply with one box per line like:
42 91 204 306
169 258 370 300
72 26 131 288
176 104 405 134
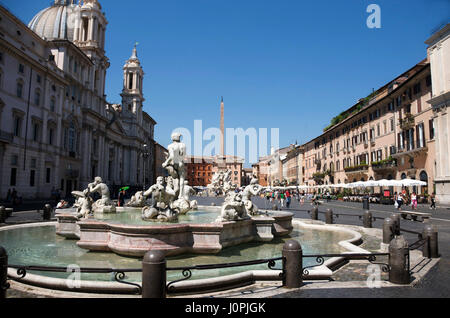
220 96 225 157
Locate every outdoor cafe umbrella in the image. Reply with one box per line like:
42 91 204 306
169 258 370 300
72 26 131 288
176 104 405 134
397 179 427 187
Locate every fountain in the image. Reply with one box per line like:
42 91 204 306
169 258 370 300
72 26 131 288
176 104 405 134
54 133 294 257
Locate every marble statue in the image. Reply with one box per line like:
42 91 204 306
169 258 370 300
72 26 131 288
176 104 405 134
162 132 187 200
217 192 250 222
141 133 195 222
182 180 198 210
72 189 94 219
126 191 146 208
142 176 177 222
242 177 263 216
88 177 116 213
207 169 236 196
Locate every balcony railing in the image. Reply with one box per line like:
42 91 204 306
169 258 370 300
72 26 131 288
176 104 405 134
344 164 369 174
371 158 397 170
399 113 415 130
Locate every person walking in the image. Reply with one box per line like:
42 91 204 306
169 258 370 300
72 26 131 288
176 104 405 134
280 192 285 208
395 192 403 211
411 192 418 210
286 191 291 209
430 193 436 210
118 189 126 207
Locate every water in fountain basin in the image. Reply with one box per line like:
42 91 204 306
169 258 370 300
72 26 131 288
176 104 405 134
0 223 353 283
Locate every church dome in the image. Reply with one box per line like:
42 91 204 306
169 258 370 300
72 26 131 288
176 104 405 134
28 1 80 41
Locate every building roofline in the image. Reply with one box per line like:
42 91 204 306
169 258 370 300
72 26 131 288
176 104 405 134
302 59 430 147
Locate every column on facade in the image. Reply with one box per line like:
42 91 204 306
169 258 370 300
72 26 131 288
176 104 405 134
81 127 91 185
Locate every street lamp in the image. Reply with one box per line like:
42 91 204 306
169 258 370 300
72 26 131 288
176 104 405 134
142 144 150 191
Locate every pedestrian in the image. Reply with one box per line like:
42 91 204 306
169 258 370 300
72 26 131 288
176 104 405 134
6 189 11 203
286 191 291 209
395 192 403 211
280 192 285 208
411 192 418 210
11 188 18 207
430 193 436 210
118 189 126 207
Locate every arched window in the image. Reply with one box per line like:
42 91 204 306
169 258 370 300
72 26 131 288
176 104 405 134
401 173 407 180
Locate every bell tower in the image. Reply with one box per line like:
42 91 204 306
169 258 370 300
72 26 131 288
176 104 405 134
121 44 145 123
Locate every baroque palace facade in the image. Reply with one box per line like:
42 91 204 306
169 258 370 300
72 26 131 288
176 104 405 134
254 24 450 205
0 0 156 199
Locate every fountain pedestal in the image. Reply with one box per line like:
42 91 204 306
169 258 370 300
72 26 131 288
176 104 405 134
55 207 293 257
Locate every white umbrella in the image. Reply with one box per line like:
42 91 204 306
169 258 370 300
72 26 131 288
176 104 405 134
348 181 366 188
399 179 427 187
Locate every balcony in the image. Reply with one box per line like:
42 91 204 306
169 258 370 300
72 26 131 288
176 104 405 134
399 113 415 130
0 130 13 144
344 164 369 174
371 158 397 172
392 144 427 158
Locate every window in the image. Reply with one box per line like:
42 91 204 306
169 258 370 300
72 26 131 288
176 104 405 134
46 168 51 183
50 98 55 112
30 170 36 187
32 122 40 142
16 82 23 98
36 74 41 84
429 119 435 140
405 104 411 114
0 52 3 64
388 102 394 111
48 127 54 145
413 82 421 95
426 75 432 88
18 63 24 74
34 90 40 106
10 168 17 186
11 154 18 166
14 116 22 137
390 118 395 132
417 123 425 148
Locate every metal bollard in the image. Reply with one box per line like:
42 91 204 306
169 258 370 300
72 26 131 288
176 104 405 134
311 206 318 220
389 236 410 285
363 210 373 228
363 197 370 210
391 213 401 235
1 246 9 299
0 207 6 224
383 217 395 244
422 224 439 259
43 204 52 221
325 209 333 224
282 240 303 288
142 250 166 298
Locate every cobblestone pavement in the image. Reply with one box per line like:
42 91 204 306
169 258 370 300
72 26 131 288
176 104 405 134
2 196 449 298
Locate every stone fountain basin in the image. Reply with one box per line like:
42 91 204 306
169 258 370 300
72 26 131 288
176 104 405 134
55 206 293 257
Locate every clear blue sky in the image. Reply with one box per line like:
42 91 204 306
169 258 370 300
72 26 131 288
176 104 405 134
3 0 449 165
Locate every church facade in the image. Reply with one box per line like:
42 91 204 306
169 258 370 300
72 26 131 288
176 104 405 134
0 0 156 199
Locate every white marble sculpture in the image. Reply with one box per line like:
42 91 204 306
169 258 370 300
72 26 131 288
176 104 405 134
207 169 236 196
126 191 146 208
141 133 194 222
72 189 94 219
217 192 251 222
242 177 263 216
88 177 116 213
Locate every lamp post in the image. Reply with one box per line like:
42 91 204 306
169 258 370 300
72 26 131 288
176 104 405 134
142 144 150 192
